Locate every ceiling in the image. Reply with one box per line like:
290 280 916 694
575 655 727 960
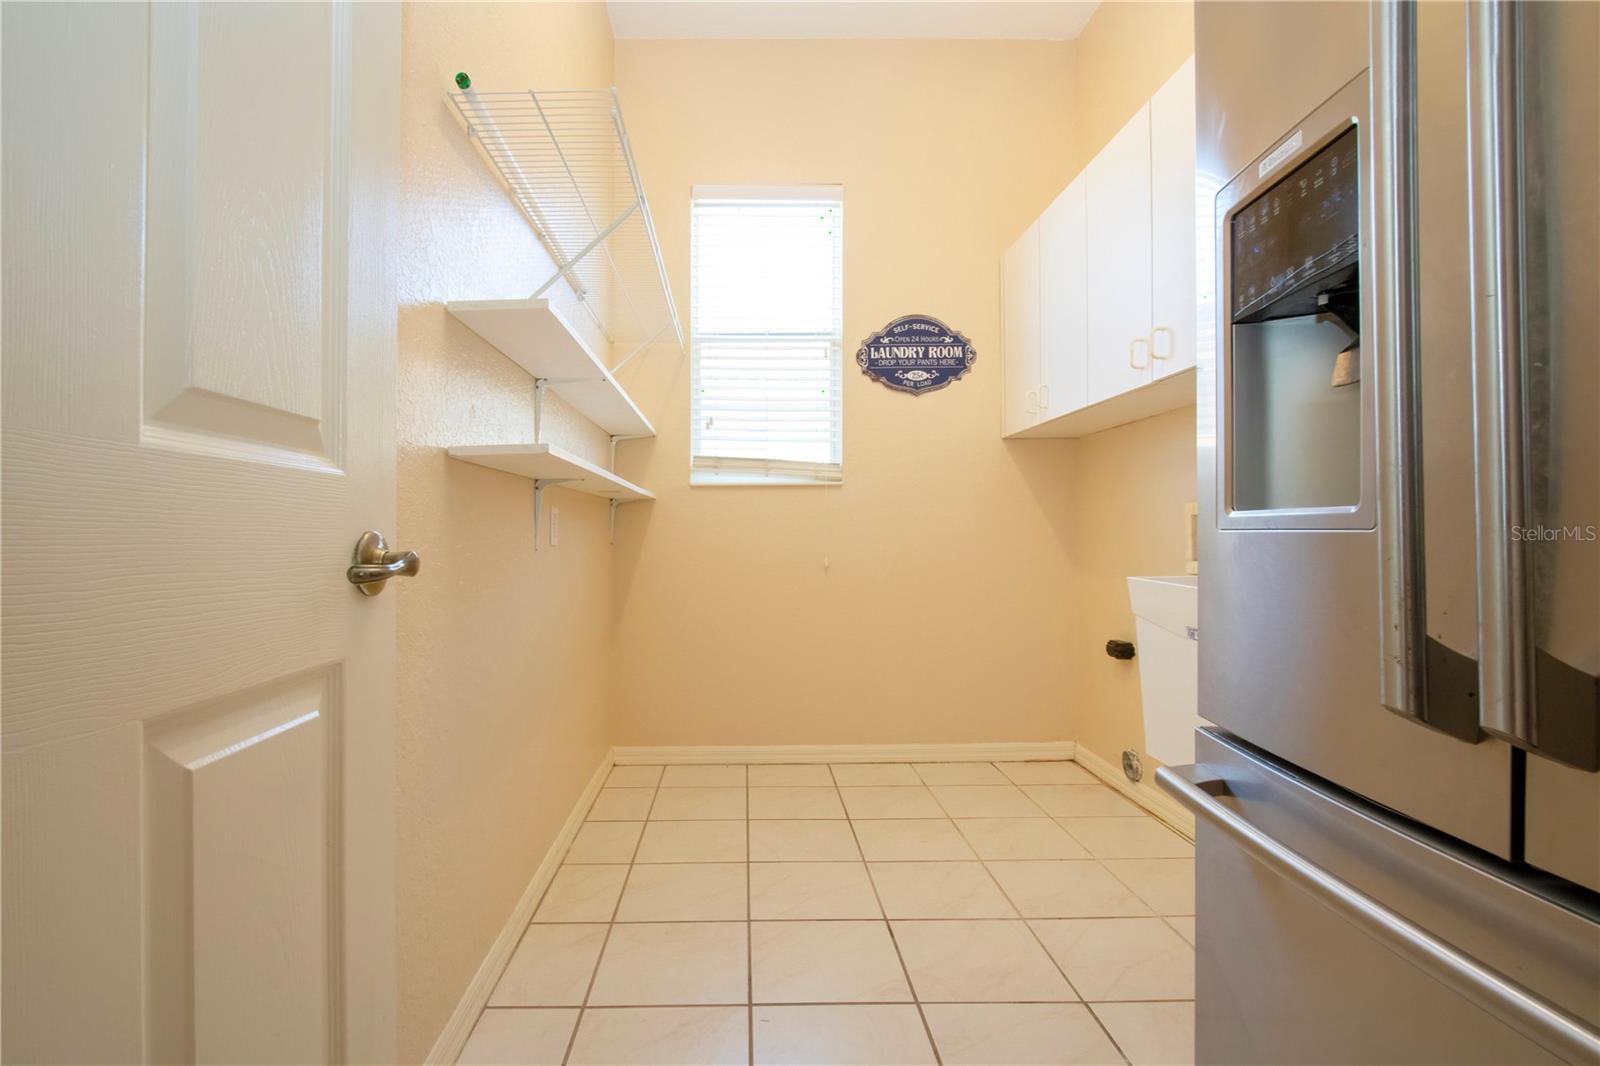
606 1 1101 41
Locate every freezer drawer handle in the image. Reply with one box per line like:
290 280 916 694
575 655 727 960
1156 764 1600 1065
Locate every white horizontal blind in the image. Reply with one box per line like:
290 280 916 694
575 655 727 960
691 187 843 484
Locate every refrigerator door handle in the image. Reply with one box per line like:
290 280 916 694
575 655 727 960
1157 764 1600 1064
1468 0 1536 748
1467 2 1599 771
1372 0 1429 723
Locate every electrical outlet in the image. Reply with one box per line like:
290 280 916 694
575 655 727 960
550 506 560 546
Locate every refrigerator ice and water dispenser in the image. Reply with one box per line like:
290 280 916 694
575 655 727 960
1227 126 1363 515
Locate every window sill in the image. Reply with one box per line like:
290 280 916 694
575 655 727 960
690 472 843 487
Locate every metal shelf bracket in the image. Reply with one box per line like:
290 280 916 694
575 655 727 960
532 477 578 551
608 433 651 469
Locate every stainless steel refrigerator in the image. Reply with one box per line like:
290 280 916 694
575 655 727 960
1159 2 1600 1062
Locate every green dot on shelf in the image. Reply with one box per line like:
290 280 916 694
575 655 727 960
454 71 471 90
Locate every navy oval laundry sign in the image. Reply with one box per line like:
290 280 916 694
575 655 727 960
855 315 977 395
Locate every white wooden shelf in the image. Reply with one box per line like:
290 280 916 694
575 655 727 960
1007 368 1196 439
446 298 655 438
447 443 653 501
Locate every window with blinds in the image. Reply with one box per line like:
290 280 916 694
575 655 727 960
691 186 843 484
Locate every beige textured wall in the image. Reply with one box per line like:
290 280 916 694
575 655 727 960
395 4 617 1060
609 39 1081 745
1063 2 1199 772
1069 1 1196 173
1064 406 1197 768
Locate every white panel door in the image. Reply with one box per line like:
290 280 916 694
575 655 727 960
1150 56 1200 380
1086 103 1155 404
1001 221 1042 435
1039 175 1089 418
1 4 399 1064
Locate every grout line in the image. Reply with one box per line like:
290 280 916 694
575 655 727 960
1084 997 1200 1063
464 765 634 1064
559 769 664 1066
529 914 1184 925
480 997 1194 1010
926 762 1133 1066
577 855 1094 865
478 922 539 1017
1098 856 1196 917
829 764 944 1066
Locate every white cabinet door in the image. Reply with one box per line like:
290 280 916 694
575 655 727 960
1039 176 1088 418
1150 56 1200 379
1 4 399 1063
1086 103 1154 404
1001 221 1042 435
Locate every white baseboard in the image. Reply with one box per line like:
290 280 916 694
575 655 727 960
611 740 1077 765
424 752 614 1066
1071 744 1195 841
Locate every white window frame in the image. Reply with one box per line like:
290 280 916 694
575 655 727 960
690 184 844 486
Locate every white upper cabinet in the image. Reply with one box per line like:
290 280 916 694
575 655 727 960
1149 56 1199 379
1001 55 1202 439
1039 176 1088 418
1001 219 1042 436
1085 102 1155 405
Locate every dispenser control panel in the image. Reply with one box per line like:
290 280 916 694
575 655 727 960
1230 126 1360 323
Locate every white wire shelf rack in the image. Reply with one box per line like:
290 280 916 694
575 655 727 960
447 86 684 369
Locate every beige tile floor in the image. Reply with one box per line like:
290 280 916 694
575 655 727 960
458 761 1195 1066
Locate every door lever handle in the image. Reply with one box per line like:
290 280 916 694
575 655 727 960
347 530 420 596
